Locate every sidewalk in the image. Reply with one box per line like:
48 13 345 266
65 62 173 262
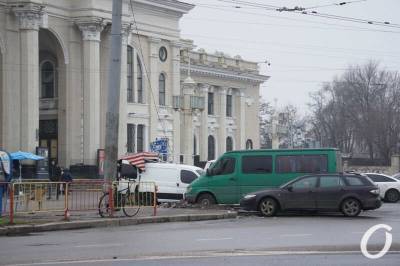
0 206 237 236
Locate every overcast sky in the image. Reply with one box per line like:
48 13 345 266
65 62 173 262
179 0 400 115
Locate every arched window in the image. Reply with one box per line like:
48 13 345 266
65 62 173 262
137 55 144 103
226 137 233 152
159 73 166 106
246 139 253 150
40 61 56 99
208 135 215 160
127 46 134 102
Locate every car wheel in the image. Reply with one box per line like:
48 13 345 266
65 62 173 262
341 198 361 217
385 189 400 203
258 197 278 217
197 193 216 208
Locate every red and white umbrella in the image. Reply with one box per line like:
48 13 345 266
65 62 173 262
119 152 159 171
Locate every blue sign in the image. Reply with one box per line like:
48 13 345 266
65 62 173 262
150 138 168 155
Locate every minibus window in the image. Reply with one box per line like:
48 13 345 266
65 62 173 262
242 156 272 174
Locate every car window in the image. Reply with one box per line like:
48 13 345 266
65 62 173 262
319 176 344 188
393 173 400 180
291 176 317 189
366 174 395 183
180 170 198 184
211 157 235 176
242 155 272 174
345 176 367 186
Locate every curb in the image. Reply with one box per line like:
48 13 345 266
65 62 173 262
0 211 237 236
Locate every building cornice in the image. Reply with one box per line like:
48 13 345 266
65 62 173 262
181 64 270 85
134 0 194 15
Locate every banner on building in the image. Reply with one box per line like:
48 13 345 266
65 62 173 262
150 138 168 158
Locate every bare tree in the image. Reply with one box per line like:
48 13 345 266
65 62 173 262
309 61 400 163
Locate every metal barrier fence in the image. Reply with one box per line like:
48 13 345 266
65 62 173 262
111 180 157 217
0 179 158 224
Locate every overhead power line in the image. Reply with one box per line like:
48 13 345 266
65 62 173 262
213 0 400 29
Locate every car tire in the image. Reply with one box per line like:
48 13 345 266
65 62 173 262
197 193 216 208
385 189 400 203
341 198 361 217
258 197 278 217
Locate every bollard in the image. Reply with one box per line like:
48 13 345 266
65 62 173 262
9 184 14 224
153 186 157 217
108 185 114 217
64 183 69 221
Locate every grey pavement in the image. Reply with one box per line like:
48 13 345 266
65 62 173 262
8 253 398 266
0 203 399 265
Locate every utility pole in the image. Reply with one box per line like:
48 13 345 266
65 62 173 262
104 0 123 186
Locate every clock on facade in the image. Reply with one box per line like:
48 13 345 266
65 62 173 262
159 46 167 62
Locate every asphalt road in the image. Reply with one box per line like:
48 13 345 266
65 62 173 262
0 203 399 266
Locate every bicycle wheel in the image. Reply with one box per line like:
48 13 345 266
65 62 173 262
122 193 140 217
98 193 111 218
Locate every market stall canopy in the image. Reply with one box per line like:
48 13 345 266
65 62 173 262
119 152 159 171
10 151 44 161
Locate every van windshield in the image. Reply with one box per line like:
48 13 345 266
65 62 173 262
196 169 205 176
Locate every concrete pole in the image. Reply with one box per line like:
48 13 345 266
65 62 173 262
104 0 123 185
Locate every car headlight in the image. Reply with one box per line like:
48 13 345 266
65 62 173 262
244 194 256 199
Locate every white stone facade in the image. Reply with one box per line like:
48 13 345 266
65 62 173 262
0 0 268 170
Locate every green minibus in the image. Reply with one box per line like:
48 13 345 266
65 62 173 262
185 148 342 205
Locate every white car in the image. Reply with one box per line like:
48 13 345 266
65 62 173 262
363 173 400 203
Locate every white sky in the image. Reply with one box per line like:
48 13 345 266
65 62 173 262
179 0 400 115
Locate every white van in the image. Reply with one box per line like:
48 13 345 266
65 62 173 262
138 163 204 202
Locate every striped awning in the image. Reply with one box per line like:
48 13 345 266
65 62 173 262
119 152 159 171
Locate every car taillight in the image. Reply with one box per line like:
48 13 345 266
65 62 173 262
369 189 379 195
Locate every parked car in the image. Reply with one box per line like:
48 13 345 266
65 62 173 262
138 162 204 203
240 173 381 217
363 173 400 203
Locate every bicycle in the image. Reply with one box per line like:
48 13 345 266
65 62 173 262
98 178 140 218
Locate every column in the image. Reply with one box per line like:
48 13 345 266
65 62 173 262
218 87 227 155
171 41 181 163
14 5 43 153
118 25 130 157
77 19 104 165
148 37 160 144
182 81 195 165
238 89 246 149
199 84 209 161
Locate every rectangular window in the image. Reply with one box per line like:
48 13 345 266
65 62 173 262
276 155 328 173
127 124 135 153
226 95 232 117
127 47 134 103
137 124 144 152
208 92 214 115
242 155 272 174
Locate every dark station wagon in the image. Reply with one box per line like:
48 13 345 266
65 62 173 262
240 173 382 217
